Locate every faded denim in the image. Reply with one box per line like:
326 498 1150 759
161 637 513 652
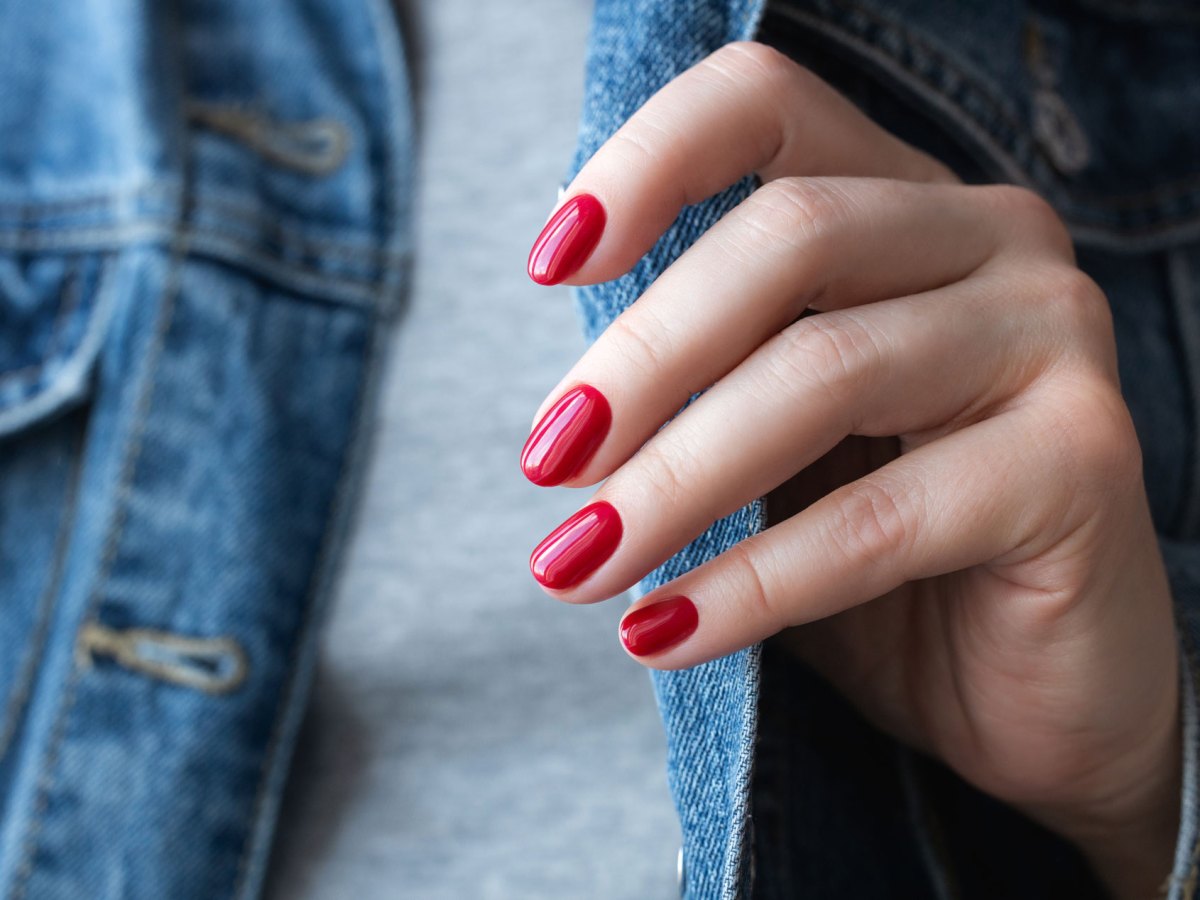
0 1 411 898
569 0 1200 897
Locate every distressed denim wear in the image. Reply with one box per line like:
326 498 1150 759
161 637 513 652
569 0 1200 897
0 1 411 897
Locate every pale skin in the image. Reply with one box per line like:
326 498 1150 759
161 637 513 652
528 42 1182 898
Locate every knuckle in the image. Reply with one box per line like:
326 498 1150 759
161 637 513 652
634 441 693 511
725 539 784 629
743 176 847 247
608 122 680 176
1079 388 1143 487
1040 266 1114 342
606 309 674 381
1046 380 1143 490
979 183 1074 259
707 41 805 93
768 312 883 403
828 478 915 567
981 183 1058 226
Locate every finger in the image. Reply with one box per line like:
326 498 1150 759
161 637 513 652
530 266 1060 602
527 41 956 286
523 179 1064 488
615 403 1089 668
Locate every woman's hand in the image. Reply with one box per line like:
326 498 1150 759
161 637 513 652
522 42 1180 898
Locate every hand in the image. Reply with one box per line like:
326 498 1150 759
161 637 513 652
522 43 1181 898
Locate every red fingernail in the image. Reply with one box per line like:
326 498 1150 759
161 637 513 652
620 597 698 656
527 193 606 285
521 385 611 486
530 501 623 590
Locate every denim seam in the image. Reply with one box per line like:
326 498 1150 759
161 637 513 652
768 5 1200 252
0 256 121 439
0 419 85 766
6 228 188 900
822 0 1025 142
704 5 771 889
191 193 390 261
0 217 397 267
766 5 1034 183
184 224 396 292
1169 622 1200 899
0 182 178 215
0 185 391 264
725 642 763 899
228 0 412 894
0 223 174 252
0 224 396 310
800 0 1200 207
228 299 386 900
184 231 389 308
41 262 84 371
5 8 193 864
721 498 768 900
767 1 1200 218
0 259 107 757
0 260 83 389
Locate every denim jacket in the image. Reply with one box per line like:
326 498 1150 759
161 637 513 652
570 0 1200 897
2 0 1198 898
0 1 411 897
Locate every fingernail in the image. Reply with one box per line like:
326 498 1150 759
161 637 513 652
530 501 623 590
527 193 606 285
521 384 611 486
620 596 698 656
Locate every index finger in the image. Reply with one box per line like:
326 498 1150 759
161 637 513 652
527 41 957 286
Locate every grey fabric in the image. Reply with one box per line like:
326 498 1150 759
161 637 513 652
263 2 681 898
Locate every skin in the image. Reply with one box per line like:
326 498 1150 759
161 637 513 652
529 42 1182 898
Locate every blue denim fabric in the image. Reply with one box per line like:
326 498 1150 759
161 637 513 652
570 4 768 897
570 0 1200 897
0 1 411 898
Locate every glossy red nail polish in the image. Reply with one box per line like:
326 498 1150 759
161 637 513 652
620 596 698 656
521 384 611 486
530 501 623 590
527 193 606 285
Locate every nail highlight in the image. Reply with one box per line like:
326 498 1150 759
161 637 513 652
527 193 606 285
521 384 611 486
620 597 698 657
530 501 623 590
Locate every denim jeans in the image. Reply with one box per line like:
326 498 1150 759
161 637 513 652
0 1 411 897
571 0 1200 897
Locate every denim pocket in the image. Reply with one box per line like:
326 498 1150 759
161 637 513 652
759 0 1200 534
761 0 1200 250
0 251 117 438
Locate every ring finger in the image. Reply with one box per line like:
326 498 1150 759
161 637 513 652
529 263 1061 603
522 177 1064 489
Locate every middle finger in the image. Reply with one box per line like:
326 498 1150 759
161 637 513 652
530 262 1060 602
521 179 1062 489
